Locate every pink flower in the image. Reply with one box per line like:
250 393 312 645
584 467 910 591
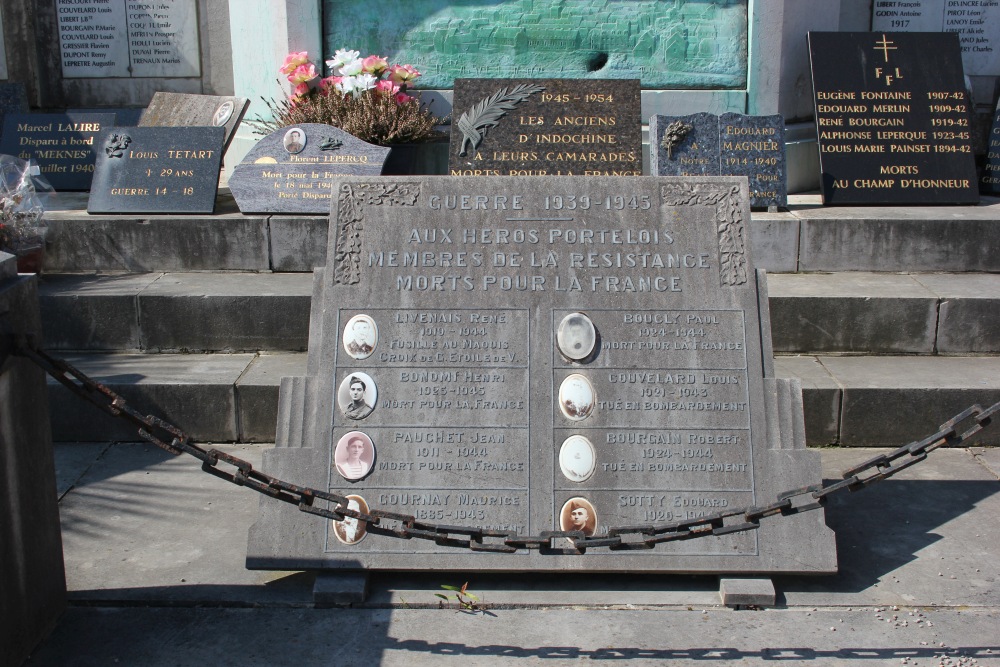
394 92 415 105
388 64 421 85
362 55 389 76
280 51 310 76
288 63 317 85
318 76 342 95
375 79 400 97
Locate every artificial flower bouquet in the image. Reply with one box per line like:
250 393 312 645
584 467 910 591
251 49 443 146
0 155 50 272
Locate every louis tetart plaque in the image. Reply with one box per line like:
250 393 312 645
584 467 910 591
248 176 836 574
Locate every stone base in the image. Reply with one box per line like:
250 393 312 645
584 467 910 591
313 572 369 608
719 577 776 608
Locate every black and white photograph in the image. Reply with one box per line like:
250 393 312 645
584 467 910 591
342 314 378 360
334 431 375 482
337 372 377 420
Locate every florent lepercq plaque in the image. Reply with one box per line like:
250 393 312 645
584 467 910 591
87 126 224 214
247 176 836 575
982 99 1000 196
809 32 979 205
448 78 641 176
0 113 116 190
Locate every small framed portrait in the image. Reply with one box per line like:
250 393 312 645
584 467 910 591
212 100 235 127
559 497 598 537
557 312 596 361
343 314 378 360
559 435 596 482
283 127 307 154
334 431 375 481
332 494 369 545
337 372 377 420
558 373 595 421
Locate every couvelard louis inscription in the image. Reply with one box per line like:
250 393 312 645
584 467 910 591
248 176 836 574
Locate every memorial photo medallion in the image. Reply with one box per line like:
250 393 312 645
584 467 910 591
557 312 596 361
332 495 370 545
560 497 598 537
334 431 375 482
559 435 597 483
337 373 376 421
559 373 596 421
343 314 378 360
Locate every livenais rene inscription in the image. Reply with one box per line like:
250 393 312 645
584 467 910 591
809 32 978 205
449 78 641 177
247 176 835 574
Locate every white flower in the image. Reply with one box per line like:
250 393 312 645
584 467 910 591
325 48 360 75
335 75 359 96
339 58 364 76
354 73 378 95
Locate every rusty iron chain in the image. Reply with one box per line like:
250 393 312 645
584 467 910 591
17 339 999 554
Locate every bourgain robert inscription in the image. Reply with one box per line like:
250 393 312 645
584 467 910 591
248 176 835 574
448 78 642 177
808 32 979 205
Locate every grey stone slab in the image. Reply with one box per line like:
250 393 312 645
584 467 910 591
766 273 938 354
38 273 161 350
650 113 720 176
748 212 798 273
795 207 1000 271
719 578 776 607
314 572 369 607
138 92 250 156
52 442 110 498
269 216 329 272
230 125 390 214
236 353 308 442
48 353 254 442
137 273 312 352
251 175 835 575
774 356 841 446
971 447 1000 479
55 442 308 606
914 273 1000 354
43 214 270 272
819 356 1000 446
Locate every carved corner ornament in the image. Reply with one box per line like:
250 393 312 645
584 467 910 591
661 182 748 287
105 133 132 158
660 120 693 160
456 84 546 157
320 137 343 151
334 182 421 285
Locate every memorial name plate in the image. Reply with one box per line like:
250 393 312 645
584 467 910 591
228 124 390 214
56 0 201 78
139 92 250 155
448 78 641 177
809 32 979 205
87 126 224 214
650 113 787 208
983 100 1000 196
0 113 116 190
247 175 836 574
871 0 1000 76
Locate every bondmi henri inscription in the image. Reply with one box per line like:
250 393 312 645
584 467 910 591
247 176 836 574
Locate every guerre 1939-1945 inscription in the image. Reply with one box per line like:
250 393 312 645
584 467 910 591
247 176 835 574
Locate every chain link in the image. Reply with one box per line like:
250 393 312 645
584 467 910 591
18 341 1000 554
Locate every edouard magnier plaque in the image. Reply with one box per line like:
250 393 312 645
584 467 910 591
248 176 836 574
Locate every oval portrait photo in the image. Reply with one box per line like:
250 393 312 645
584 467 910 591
337 372 377 421
558 373 595 421
334 431 375 481
343 314 378 360
559 435 597 483
557 312 596 361
283 127 307 154
332 494 369 545
212 100 235 127
559 497 598 537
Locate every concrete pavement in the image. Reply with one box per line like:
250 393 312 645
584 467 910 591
20 443 1000 666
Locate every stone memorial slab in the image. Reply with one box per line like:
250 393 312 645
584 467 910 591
0 83 27 132
982 100 1000 196
809 32 979 205
87 126 223 214
70 108 144 126
871 0 1000 76
56 0 201 79
228 124 390 214
139 92 250 155
448 78 641 177
247 175 836 575
650 113 787 208
0 113 116 190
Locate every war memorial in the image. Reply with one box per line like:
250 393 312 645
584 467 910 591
2 1 1000 665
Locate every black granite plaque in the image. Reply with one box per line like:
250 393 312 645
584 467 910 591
809 32 979 205
720 113 787 208
649 113 720 177
0 113 116 190
650 113 788 208
448 78 641 176
228 124 390 214
0 83 28 135
247 175 837 575
982 100 1000 196
87 126 224 214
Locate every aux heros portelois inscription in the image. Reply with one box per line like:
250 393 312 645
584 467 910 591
247 176 836 574
808 32 979 205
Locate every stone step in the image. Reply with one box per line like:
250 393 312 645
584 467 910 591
39 271 1000 355
43 193 1000 274
47 352 1000 447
